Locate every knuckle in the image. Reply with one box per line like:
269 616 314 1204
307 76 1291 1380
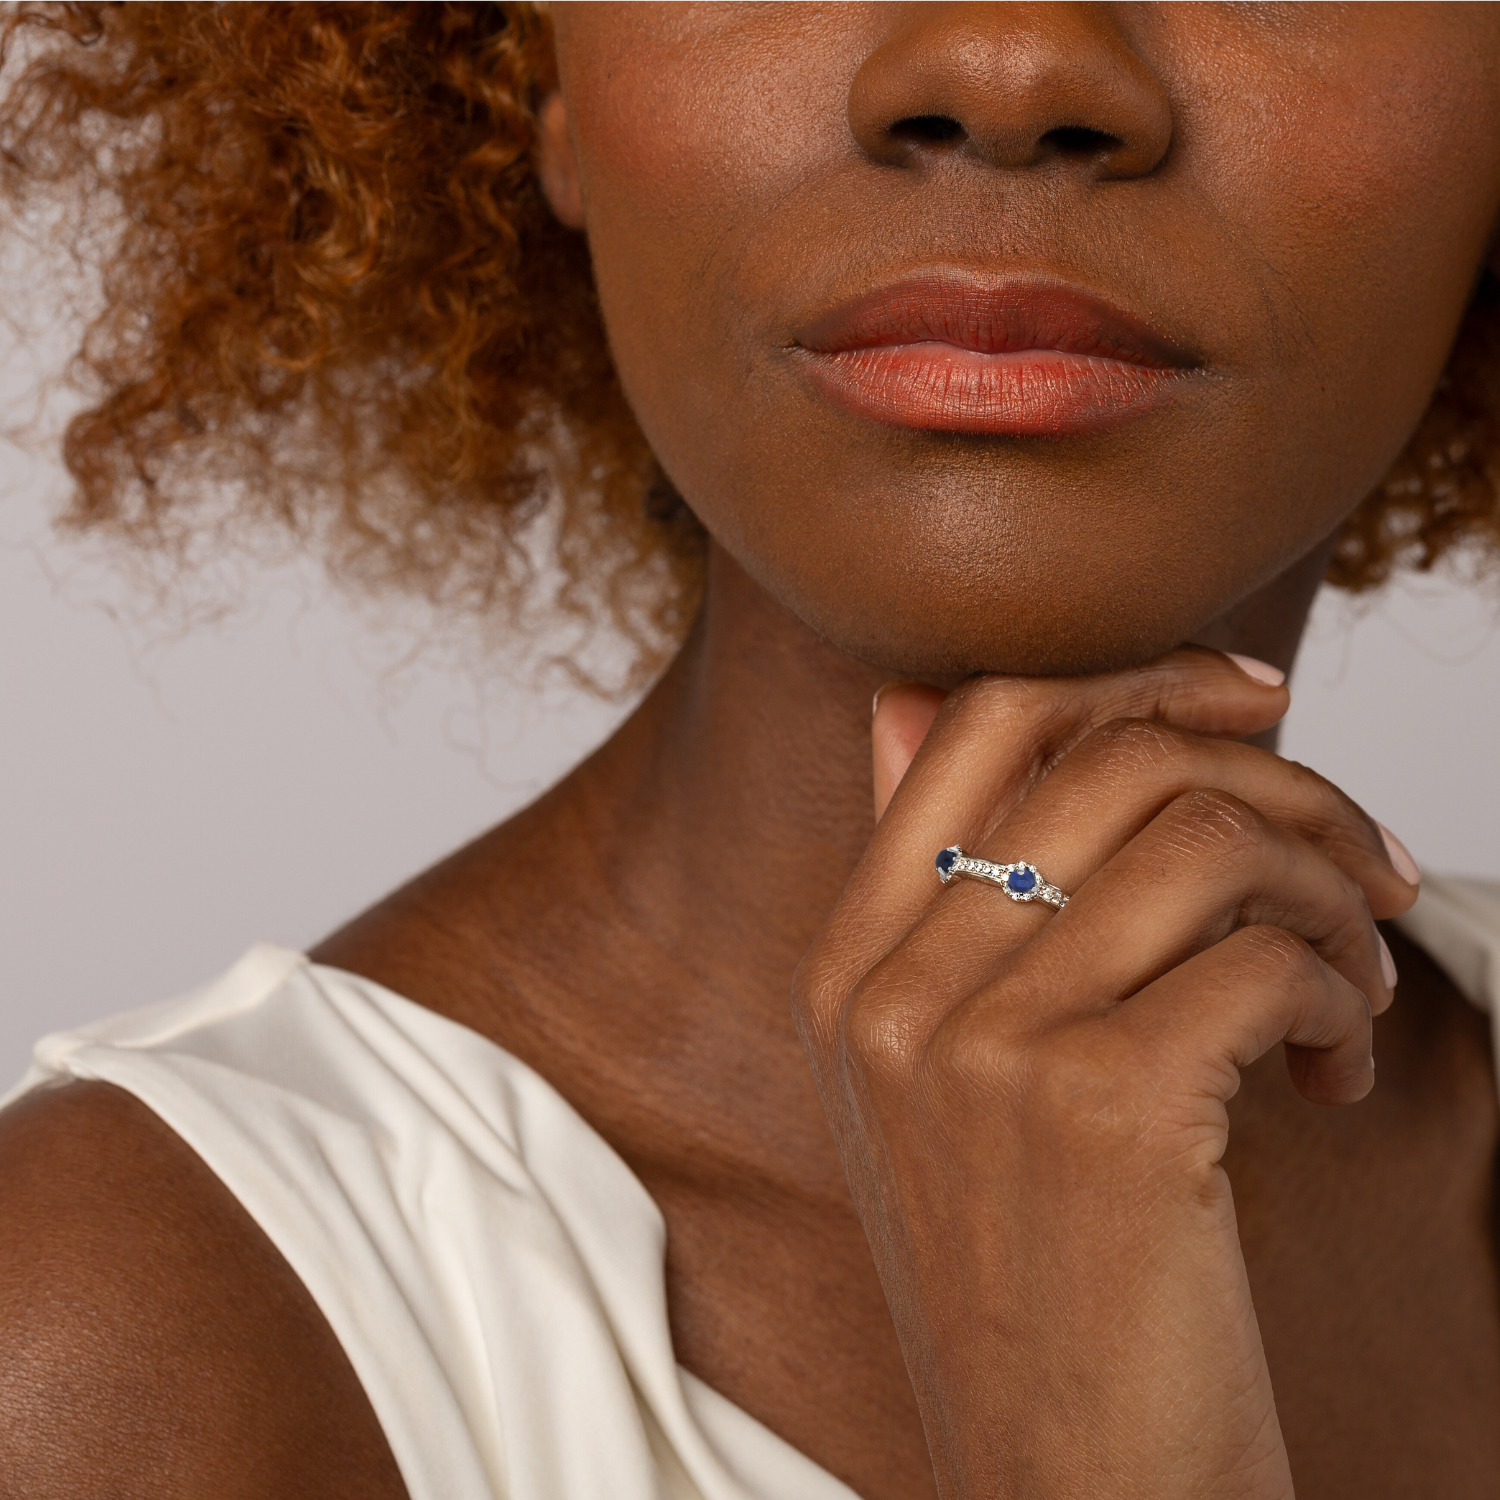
790 947 859 1052
1027 1027 1151 1147
1281 755 1357 816
1279 754 1340 806
958 676 1081 761
1164 786 1267 856
1231 923 1325 989
1327 860 1374 920
1064 717 1193 793
959 673 1045 727
1280 756 1374 840
837 967 926 1082
1030 1032 1117 1114
1255 761 1395 898
924 1011 1146 1150
1087 715 1190 770
788 949 832 1022
923 1003 1025 1096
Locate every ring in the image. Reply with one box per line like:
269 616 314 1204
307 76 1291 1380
934 846 1070 910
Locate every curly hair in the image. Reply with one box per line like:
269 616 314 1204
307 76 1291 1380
1 2 1497 685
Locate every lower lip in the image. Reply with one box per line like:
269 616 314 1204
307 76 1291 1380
800 343 1189 436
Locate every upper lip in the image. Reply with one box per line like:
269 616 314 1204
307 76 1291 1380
795 274 1201 370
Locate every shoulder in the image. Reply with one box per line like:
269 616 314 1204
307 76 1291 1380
0 1080 408 1500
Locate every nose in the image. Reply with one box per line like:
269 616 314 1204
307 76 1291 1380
848 2 1172 181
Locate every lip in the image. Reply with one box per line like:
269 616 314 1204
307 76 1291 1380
794 276 1203 437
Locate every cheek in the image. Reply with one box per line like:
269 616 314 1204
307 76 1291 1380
558 17 821 266
554 11 857 424
1192 28 1500 429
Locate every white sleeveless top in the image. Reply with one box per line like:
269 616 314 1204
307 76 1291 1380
5 873 1500 1500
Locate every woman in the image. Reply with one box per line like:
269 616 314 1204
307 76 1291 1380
1 4 1498 1497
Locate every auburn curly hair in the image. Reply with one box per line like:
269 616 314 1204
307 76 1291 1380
1 2 1498 685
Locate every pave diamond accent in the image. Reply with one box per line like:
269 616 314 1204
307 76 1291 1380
931 847 1069 910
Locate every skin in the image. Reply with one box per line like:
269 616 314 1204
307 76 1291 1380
3 4 1500 1497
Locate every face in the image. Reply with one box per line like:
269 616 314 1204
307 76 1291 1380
544 3 1500 676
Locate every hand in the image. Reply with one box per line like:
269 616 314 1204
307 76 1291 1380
792 650 1418 1500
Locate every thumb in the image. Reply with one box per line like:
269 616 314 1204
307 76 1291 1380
872 682 948 821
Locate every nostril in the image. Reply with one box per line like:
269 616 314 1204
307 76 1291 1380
889 113 965 146
1042 124 1119 156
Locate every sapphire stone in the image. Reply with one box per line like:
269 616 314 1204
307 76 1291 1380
1006 867 1037 894
935 847 959 876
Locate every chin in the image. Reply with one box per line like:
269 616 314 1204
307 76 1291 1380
790 590 1213 681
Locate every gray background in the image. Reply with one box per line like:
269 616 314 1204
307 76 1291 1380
4 338 1499 1087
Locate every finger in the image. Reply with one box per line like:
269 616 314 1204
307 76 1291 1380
1116 923 1375 1107
958 717 1417 924
910 790 1391 1040
1058 791 1391 1013
833 648 1288 973
872 682 946 821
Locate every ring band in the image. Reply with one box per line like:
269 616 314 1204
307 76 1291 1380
935 846 1070 910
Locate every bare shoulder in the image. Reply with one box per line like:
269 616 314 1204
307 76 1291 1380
0 1081 408 1500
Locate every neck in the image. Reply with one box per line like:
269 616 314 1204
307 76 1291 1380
569 535 1333 1008
569 548 889 1005
318 535 1334 1191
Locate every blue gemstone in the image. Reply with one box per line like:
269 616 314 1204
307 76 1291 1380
1006 867 1037 894
935 848 959 876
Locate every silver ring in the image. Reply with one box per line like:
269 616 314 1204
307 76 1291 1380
935 846 1069 910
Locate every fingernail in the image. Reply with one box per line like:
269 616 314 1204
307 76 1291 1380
1375 821 1421 886
1377 930 1398 989
1226 653 1286 687
873 680 917 719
